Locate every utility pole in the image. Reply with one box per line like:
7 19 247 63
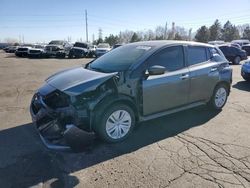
164 22 168 39
85 9 88 42
188 28 192 41
172 22 175 39
98 28 103 40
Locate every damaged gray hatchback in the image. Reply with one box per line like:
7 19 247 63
30 41 232 150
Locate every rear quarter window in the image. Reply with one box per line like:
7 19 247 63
188 46 208 66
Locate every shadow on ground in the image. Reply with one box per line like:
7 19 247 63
0 106 220 188
4 54 17 58
233 81 250 91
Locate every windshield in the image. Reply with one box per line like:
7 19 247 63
97 43 110 48
89 44 153 72
49 41 64 45
74 42 88 48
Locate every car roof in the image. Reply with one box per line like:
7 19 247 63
127 40 214 48
232 39 250 43
75 42 88 44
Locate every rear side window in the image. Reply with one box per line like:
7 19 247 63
188 46 208 66
219 46 227 53
147 46 184 71
231 47 241 53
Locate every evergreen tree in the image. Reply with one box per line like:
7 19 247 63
130 32 141 42
209 19 222 41
174 32 183 40
104 34 119 46
242 26 250 40
195 26 210 43
221 21 240 42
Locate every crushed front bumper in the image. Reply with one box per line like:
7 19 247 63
30 92 93 151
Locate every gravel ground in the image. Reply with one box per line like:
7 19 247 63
0 51 249 188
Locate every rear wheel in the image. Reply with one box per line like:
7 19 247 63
95 103 135 143
233 56 241 65
208 84 228 110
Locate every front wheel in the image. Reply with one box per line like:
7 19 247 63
95 103 135 143
208 84 229 110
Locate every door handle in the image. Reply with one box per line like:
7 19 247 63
180 74 189 80
210 67 218 72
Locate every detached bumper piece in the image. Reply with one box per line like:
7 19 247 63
30 93 94 151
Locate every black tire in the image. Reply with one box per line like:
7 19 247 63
233 56 241 65
68 54 73 59
208 84 229 110
56 53 66 58
243 76 250 82
94 103 135 143
88 52 93 58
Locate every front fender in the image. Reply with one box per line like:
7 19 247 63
88 93 138 131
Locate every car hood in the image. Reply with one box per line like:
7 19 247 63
46 66 117 95
242 61 250 68
71 47 87 51
29 47 44 51
18 46 32 49
96 48 110 51
46 44 64 48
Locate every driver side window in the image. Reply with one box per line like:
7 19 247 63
147 46 185 72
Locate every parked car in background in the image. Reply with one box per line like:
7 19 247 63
242 44 250 56
208 40 225 45
45 40 72 58
218 45 247 64
28 44 45 58
0 43 11 49
241 60 250 81
88 44 96 57
30 41 232 150
112 44 123 49
15 44 33 57
69 42 89 58
230 43 241 49
231 39 250 47
3 46 9 52
4 46 19 53
95 43 111 57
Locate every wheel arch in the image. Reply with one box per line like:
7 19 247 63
214 81 230 95
91 94 139 130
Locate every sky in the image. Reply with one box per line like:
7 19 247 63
0 0 250 43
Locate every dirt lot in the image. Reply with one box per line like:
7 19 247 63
0 50 249 188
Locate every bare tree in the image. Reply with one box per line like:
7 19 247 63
144 29 155 40
119 30 134 43
155 26 165 40
237 24 250 37
4 38 18 44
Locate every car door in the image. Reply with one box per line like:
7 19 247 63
142 45 189 116
187 46 219 103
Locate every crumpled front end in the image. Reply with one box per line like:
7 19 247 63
30 84 93 151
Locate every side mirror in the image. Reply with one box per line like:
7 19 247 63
211 54 223 62
148 65 165 75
